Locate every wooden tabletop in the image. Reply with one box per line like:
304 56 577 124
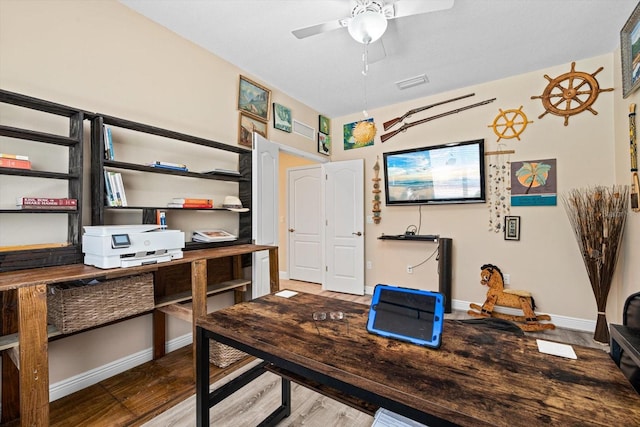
0 244 277 291
197 291 640 427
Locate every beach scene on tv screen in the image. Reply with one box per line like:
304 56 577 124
386 144 482 202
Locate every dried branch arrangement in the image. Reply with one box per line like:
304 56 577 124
562 185 629 343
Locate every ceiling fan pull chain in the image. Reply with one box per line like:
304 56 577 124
363 43 369 117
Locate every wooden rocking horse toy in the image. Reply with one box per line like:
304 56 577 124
468 264 555 332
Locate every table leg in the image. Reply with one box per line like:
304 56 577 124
191 259 208 375
18 284 49 427
195 326 210 427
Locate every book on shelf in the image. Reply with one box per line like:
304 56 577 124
0 157 31 170
17 204 77 211
105 171 127 207
147 161 188 171
201 168 241 176
192 229 237 243
171 197 213 205
104 126 115 160
167 203 213 209
17 197 77 207
0 153 29 161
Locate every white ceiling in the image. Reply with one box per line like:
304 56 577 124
119 0 638 118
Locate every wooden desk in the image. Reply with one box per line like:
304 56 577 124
196 292 640 427
0 244 278 426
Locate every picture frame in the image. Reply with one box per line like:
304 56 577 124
238 75 271 121
504 216 521 241
238 112 268 148
318 132 330 156
621 2 640 98
273 103 292 133
319 115 331 135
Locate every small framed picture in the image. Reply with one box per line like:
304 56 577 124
319 115 330 135
318 133 330 156
504 216 521 241
238 75 271 121
238 112 268 148
273 103 292 132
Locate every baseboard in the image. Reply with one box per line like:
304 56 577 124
49 333 192 401
280 270 290 280
451 299 595 332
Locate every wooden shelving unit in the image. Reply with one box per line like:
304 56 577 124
0 89 87 272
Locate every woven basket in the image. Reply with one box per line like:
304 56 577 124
48 273 154 334
209 341 247 368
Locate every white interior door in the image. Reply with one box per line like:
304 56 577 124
252 133 278 299
287 166 322 283
322 159 365 295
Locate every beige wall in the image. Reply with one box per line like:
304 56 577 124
0 0 321 386
331 53 639 324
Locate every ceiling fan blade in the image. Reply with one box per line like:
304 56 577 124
388 0 454 19
292 18 350 39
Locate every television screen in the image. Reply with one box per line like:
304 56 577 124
383 139 485 205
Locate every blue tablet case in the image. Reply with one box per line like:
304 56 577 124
367 284 445 349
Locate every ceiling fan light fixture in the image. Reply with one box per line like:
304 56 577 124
348 10 387 44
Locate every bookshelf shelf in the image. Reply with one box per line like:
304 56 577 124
0 89 85 272
90 114 253 249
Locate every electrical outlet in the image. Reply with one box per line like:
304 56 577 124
503 273 510 285
407 265 413 274
366 261 372 269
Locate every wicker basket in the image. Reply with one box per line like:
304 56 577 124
209 341 248 368
48 273 154 334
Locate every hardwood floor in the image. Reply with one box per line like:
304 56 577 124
9 280 608 426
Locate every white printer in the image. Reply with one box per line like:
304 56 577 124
82 225 185 269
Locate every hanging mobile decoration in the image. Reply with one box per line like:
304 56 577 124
488 106 533 142
485 145 514 233
531 62 613 126
372 156 382 224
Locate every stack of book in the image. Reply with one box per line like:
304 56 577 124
0 153 32 170
104 171 128 207
147 161 188 172
17 197 77 210
167 198 213 208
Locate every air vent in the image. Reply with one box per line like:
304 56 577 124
293 119 315 140
395 74 429 90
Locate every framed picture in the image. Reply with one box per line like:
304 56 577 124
319 115 331 135
273 103 292 132
238 75 271 121
621 2 640 98
238 112 268 148
318 133 330 156
504 216 521 241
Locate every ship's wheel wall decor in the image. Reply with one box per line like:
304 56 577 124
488 106 533 142
531 62 613 126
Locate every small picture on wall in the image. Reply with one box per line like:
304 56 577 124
238 75 271 121
511 158 557 206
319 115 331 135
273 103 292 133
343 118 375 150
238 112 268 148
504 216 521 241
318 133 330 156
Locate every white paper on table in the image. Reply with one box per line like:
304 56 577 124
275 290 298 298
536 339 577 359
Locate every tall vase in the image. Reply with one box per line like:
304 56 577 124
562 185 628 343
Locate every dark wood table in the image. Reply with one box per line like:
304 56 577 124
196 291 640 427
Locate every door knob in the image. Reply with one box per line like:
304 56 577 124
288 228 295 232
352 231 362 236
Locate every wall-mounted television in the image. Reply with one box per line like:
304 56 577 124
383 139 485 206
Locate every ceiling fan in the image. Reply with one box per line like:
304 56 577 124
292 0 454 44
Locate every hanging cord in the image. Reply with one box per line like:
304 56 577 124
362 43 369 117
408 246 439 270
